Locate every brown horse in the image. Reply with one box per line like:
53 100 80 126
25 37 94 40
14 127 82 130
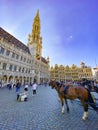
49 80 98 121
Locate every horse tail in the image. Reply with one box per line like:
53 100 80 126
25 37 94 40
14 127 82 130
87 89 98 113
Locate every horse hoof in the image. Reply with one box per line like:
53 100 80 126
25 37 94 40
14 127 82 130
82 118 86 121
62 112 64 114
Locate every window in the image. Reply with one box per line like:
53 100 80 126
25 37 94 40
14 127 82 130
12 52 15 58
16 54 19 60
3 63 7 70
22 68 24 73
19 67 21 72
29 60 31 64
9 64 13 71
27 59 29 63
28 69 30 73
0 47 5 54
6 50 10 56
26 68 28 73
24 58 26 62
21 56 22 61
14 66 17 71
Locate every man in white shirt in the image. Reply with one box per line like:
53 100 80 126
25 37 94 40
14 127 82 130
32 81 38 95
24 83 28 91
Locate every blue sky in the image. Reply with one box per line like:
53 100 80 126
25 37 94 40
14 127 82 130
0 0 98 68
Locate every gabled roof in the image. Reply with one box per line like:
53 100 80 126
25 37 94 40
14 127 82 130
0 27 30 54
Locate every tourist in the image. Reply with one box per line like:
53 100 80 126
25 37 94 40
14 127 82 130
32 81 38 95
24 82 29 95
16 80 21 93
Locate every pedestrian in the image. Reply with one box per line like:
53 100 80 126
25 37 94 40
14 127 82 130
16 80 21 93
24 82 29 95
0 82 2 88
7 83 12 90
13 84 16 88
32 81 38 96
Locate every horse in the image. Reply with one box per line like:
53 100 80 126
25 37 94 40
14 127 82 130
49 80 98 121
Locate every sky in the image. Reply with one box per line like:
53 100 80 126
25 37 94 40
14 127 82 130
0 0 98 68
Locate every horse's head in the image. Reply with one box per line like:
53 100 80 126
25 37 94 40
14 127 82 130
49 80 57 89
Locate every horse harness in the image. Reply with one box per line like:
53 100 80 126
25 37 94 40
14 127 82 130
63 85 69 94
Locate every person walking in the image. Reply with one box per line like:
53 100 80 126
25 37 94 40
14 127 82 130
24 82 29 95
32 81 38 96
0 82 2 88
16 80 21 93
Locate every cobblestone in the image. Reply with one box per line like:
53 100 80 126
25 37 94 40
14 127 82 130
0 86 98 130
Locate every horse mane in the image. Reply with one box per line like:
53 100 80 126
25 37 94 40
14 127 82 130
55 81 62 88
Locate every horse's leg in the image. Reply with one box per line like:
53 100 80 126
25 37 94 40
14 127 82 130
61 98 64 114
65 99 69 112
81 101 88 121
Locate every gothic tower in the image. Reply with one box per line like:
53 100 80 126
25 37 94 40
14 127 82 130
28 10 42 60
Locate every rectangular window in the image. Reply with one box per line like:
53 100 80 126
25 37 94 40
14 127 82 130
0 47 5 54
3 63 7 70
26 69 28 73
6 50 9 56
27 59 29 63
9 64 13 71
16 54 19 60
29 60 31 64
24 58 26 62
21 56 22 61
14 66 17 71
28 69 30 73
19 67 21 72
22 68 24 73
12 52 15 58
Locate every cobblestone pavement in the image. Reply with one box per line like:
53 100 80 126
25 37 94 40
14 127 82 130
0 85 98 130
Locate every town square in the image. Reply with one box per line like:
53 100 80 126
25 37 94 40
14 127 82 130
0 0 98 130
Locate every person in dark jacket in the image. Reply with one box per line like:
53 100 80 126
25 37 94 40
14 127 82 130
16 80 21 92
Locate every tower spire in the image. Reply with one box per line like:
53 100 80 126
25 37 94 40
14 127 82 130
28 10 42 60
36 9 39 17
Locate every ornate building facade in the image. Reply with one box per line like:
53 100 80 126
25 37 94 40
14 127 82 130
92 67 98 81
0 10 50 86
50 62 93 82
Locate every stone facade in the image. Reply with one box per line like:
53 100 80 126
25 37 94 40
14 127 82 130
92 67 98 81
50 62 93 82
0 10 50 86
